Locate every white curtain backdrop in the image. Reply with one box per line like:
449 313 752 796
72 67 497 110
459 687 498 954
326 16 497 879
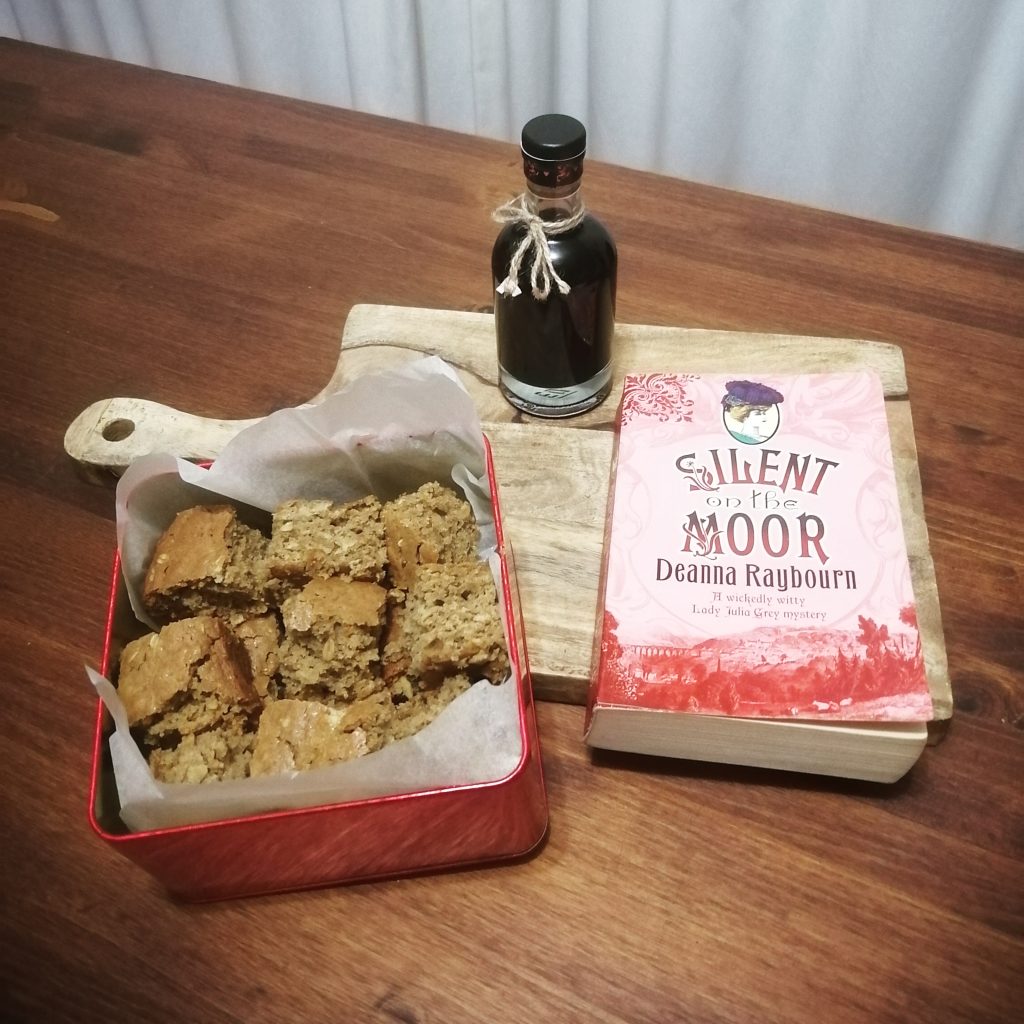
2 0 1021 249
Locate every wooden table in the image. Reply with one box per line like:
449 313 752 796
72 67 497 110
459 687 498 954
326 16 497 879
1 39 1021 1024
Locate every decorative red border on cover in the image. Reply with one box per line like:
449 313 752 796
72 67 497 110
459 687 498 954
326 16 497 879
620 373 696 425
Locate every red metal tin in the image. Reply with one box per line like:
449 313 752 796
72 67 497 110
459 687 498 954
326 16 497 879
88 438 548 901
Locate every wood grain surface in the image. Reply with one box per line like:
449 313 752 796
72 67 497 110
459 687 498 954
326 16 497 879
1 40 1021 1024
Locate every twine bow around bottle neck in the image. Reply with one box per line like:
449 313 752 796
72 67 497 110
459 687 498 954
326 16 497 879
492 193 586 300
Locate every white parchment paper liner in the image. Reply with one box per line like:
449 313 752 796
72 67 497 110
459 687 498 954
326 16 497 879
88 357 523 832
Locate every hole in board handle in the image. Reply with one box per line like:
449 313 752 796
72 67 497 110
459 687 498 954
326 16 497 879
102 418 136 442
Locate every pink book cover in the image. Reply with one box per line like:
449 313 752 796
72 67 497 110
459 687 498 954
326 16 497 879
590 371 933 724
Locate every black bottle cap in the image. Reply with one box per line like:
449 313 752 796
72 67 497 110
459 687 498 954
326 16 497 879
521 114 587 162
520 114 586 188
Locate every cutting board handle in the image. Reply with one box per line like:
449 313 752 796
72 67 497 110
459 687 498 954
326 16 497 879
64 397 259 476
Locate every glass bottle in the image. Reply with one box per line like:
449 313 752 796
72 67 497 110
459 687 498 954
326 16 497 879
492 114 617 418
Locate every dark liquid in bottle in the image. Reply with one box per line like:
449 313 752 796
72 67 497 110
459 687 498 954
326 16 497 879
492 213 617 416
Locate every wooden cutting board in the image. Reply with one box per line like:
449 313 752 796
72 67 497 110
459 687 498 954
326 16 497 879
65 304 951 721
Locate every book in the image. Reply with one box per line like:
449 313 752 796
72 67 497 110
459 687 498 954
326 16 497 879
585 370 934 783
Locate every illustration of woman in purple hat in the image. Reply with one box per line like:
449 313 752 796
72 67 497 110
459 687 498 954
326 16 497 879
721 380 784 444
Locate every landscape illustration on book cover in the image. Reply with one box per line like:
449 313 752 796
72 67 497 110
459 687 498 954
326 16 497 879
595 371 933 722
